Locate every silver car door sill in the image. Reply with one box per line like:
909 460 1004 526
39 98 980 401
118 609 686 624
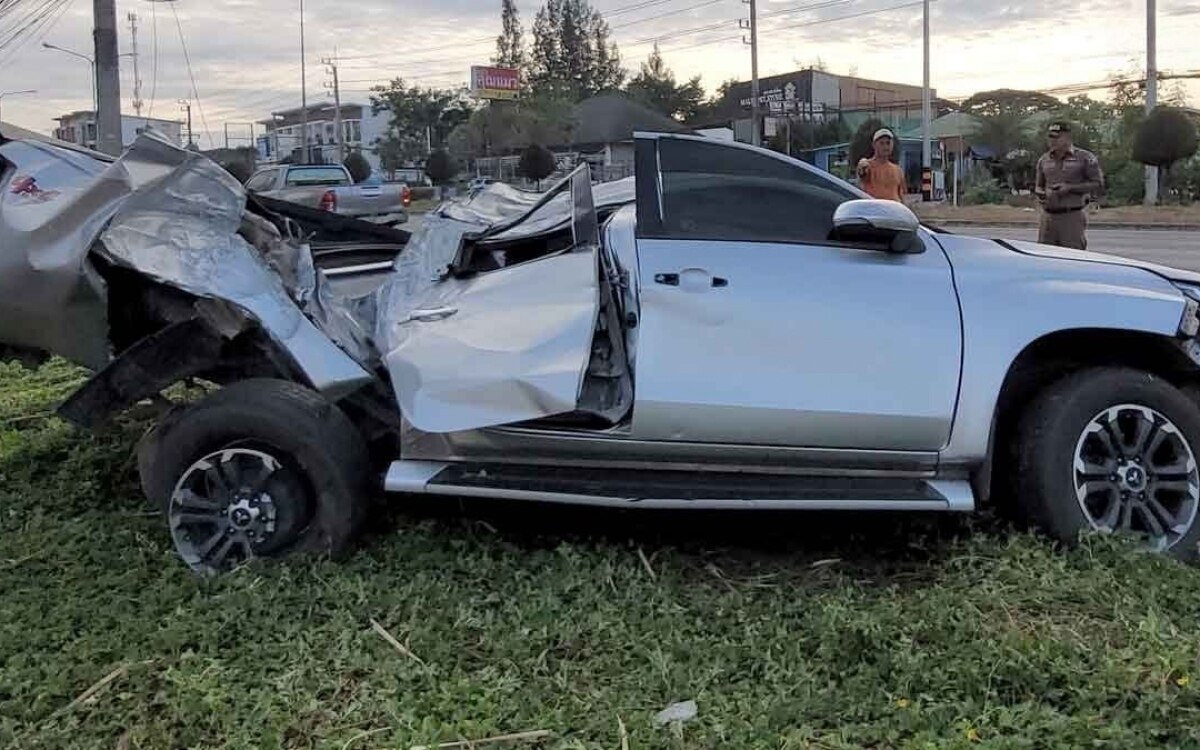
403 424 939 477
384 460 974 511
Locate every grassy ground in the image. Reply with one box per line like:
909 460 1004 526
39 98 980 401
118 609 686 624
913 203 1200 227
4 361 1200 750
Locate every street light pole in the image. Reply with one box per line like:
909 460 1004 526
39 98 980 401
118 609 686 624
1145 0 1159 205
43 42 97 115
0 90 37 122
921 0 932 201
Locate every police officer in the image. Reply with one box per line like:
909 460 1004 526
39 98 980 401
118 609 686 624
1035 121 1104 250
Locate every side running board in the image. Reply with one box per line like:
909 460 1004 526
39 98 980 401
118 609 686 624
384 461 975 511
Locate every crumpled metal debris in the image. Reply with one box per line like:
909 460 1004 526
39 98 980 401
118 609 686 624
652 700 698 726
94 133 373 397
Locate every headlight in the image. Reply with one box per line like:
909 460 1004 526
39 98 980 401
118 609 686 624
1174 283 1200 337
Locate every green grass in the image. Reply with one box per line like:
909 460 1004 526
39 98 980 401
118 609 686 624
3 361 1200 750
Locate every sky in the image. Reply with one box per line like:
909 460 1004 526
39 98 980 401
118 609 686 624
1 0 1199 148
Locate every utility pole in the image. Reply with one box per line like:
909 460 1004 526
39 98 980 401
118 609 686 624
299 0 308 163
323 56 343 163
1145 0 1159 205
179 99 193 147
93 0 123 155
740 0 760 146
921 0 932 201
127 12 143 118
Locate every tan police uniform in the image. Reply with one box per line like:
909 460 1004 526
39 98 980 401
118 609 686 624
1035 145 1104 250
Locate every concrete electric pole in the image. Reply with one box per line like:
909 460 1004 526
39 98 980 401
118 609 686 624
323 57 344 163
1145 0 1159 205
921 0 932 201
299 0 309 163
93 0 123 155
128 12 143 118
740 0 760 147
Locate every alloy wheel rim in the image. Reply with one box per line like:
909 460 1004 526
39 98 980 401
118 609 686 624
168 448 287 573
1073 403 1200 551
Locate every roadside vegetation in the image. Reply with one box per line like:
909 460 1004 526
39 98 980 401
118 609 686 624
3 360 1200 749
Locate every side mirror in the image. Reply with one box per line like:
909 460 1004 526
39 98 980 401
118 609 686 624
829 199 924 254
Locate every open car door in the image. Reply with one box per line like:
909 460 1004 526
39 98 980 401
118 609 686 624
384 167 603 434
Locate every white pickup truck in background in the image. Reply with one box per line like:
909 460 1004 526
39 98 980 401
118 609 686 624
244 164 410 225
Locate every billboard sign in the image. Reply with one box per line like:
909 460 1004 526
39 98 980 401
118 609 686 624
470 66 520 100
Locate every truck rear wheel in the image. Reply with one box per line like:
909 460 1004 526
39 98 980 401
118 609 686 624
1015 367 1200 561
139 379 371 573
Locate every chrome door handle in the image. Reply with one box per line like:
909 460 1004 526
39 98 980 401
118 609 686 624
406 306 458 322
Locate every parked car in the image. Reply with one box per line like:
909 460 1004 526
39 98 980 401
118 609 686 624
6 127 1200 573
245 163 410 225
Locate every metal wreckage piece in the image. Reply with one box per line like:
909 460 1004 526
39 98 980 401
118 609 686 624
1 126 633 433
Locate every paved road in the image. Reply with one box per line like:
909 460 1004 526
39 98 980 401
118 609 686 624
952 226 1200 272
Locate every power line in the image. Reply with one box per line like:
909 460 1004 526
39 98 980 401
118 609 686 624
170 2 214 148
609 0 727 30
0 0 73 68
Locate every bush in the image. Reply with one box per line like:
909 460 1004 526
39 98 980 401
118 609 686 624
518 143 556 187
959 169 1007 205
343 151 372 183
424 149 457 185
1133 106 1199 169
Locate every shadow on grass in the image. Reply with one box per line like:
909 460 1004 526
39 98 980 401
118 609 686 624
364 492 1012 583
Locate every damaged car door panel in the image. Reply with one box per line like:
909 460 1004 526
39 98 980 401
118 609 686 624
8 125 1200 572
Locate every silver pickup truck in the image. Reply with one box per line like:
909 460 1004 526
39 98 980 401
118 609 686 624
245 163 409 225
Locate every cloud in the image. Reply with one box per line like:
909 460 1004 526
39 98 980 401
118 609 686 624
0 0 1194 144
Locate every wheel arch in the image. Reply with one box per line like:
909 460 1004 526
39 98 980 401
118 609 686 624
976 326 1200 504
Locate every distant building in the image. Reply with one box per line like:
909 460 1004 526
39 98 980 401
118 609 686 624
52 111 184 150
473 93 691 183
256 103 388 172
695 68 951 146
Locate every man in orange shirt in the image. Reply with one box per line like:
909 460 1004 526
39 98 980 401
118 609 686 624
856 128 907 202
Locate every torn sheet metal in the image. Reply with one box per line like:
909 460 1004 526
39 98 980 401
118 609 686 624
435 175 634 243
384 246 600 433
0 137 121 367
96 133 373 398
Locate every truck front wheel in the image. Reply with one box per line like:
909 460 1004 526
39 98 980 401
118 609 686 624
139 379 371 573
1015 367 1200 562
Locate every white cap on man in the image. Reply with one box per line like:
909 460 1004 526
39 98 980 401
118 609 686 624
873 128 895 142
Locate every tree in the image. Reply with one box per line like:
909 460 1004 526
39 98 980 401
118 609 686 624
767 118 848 156
343 150 372 183
968 112 1039 191
448 93 576 161
624 44 705 122
425 148 458 185
849 118 889 167
1134 106 1200 200
370 78 463 163
960 88 1061 118
494 0 526 69
519 143 556 187
529 0 623 101
374 135 405 181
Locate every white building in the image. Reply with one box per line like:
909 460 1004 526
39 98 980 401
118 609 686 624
52 111 184 150
256 103 388 172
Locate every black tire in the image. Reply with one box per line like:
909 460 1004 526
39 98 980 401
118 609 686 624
139 379 372 571
1015 366 1200 562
